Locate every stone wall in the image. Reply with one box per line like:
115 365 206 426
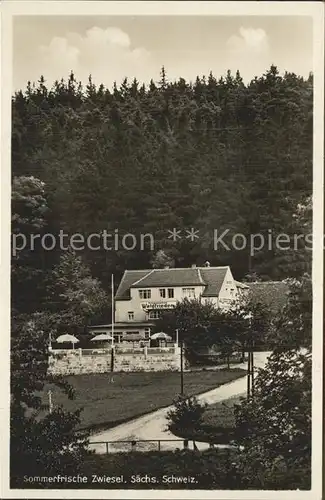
48 348 181 376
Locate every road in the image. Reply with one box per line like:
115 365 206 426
89 351 271 453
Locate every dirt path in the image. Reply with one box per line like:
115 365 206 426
89 351 271 453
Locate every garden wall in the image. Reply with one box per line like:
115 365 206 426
48 347 181 375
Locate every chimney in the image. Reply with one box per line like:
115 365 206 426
191 264 197 268
204 261 211 267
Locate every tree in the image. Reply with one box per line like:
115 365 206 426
268 273 312 350
229 291 270 351
166 394 207 435
272 195 312 279
213 312 243 368
150 249 175 269
10 314 89 486
232 349 311 489
232 272 312 489
45 249 109 334
12 67 312 283
156 298 221 358
157 298 246 364
11 176 51 314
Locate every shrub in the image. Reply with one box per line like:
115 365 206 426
166 394 207 434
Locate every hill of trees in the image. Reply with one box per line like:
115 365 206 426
10 65 313 488
12 65 313 292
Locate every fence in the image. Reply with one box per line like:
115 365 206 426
50 346 179 356
88 438 217 454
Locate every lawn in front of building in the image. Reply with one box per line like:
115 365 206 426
42 369 245 432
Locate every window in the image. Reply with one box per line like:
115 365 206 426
127 331 140 337
128 311 134 320
139 289 151 299
159 288 166 298
149 310 160 320
182 288 195 298
168 288 174 298
144 327 151 339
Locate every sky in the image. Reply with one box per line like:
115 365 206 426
13 15 313 92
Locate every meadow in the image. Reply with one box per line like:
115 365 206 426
42 369 245 432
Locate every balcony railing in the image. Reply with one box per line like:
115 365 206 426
49 345 179 356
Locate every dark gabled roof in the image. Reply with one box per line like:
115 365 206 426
200 267 228 296
132 268 205 288
115 270 152 300
247 281 290 315
115 266 233 300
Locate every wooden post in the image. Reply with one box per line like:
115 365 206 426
48 390 53 414
246 313 253 400
158 440 161 451
247 345 251 399
111 274 115 348
111 346 115 372
106 442 109 454
180 340 184 395
251 342 255 397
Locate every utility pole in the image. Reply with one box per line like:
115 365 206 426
251 339 254 397
245 312 254 400
247 347 255 399
48 390 53 414
247 344 251 399
180 339 184 395
111 274 115 347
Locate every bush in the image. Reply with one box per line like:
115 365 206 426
166 394 207 434
31 449 311 490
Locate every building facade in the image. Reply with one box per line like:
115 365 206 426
89 265 248 343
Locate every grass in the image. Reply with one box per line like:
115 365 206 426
203 394 243 428
42 369 245 432
172 395 244 444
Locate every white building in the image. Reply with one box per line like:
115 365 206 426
89 265 248 343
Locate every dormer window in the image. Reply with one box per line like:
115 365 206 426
139 289 151 299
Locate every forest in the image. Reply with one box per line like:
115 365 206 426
10 65 313 488
12 65 313 302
